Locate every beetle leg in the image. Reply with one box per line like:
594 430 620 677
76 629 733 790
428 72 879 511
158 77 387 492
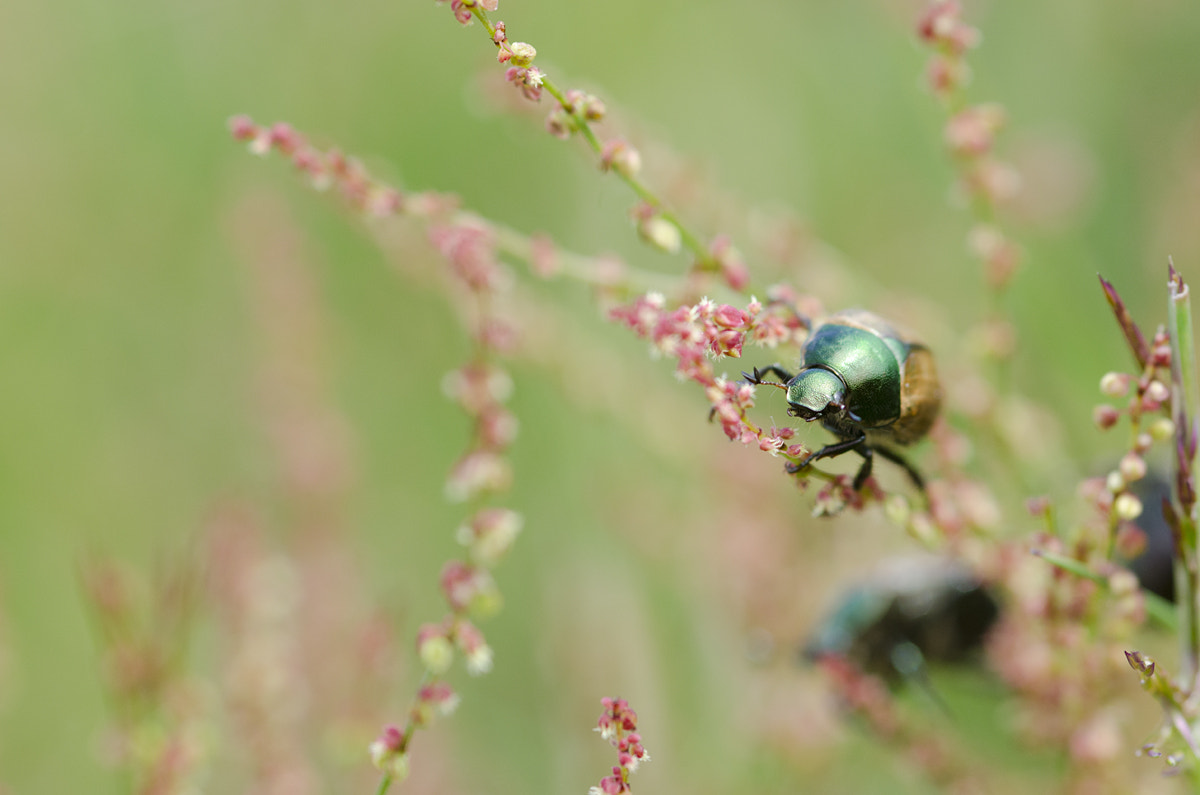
851 446 874 491
786 433 866 475
872 446 926 492
741 364 795 386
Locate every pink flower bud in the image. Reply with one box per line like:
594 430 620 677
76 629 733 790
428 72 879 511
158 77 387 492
1115 523 1147 559
228 114 258 141
945 105 1005 157
1114 493 1143 521
600 139 642 178
1093 404 1120 430
1119 452 1146 482
1150 417 1176 441
638 216 681 254
508 42 537 68
1099 372 1131 398
445 450 512 502
1144 380 1170 405
713 304 749 329
417 622 455 674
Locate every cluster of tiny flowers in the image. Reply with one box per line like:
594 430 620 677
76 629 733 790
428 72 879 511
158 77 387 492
916 1 980 99
916 3 1021 293
546 89 607 140
228 117 407 218
369 725 410 782
608 292 807 453
439 0 497 27
367 115 524 791
589 698 650 795
478 14 545 100
986 530 1147 766
443 359 519 502
79 557 206 793
429 220 508 295
1092 327 1176 525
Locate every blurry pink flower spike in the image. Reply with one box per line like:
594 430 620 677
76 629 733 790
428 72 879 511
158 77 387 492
589 698 649 794
228 114 256 141
454 619 494 675
439 560 500 616
945 104 1006 157
428 220 502 292
445 449 513 502
416 621 455 674
710 235 750 291
916 1 980 55
369 724 410 781
599 139 642 178
226 115 410 216
411 682 460 727
529 233 560 278
925 54 969 99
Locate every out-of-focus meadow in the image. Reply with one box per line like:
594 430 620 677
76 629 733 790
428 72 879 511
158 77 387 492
4 1 1200 792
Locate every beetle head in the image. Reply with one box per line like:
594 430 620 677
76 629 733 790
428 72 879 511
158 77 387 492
787 367 850 422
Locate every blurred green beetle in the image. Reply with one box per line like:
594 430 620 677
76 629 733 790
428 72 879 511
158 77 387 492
802 555 998 686
746 309 941 490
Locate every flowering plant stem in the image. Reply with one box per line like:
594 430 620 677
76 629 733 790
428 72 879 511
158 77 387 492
1168 264 1200 687
464 4 716 276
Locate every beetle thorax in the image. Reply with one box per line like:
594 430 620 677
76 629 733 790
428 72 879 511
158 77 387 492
786 367 850 423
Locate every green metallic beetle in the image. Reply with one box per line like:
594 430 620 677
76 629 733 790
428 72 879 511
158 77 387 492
746 309 941 490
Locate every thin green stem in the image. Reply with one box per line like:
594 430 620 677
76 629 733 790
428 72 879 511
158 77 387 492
468 5 716 278
1033 547 1177 631
1169 267 1200 688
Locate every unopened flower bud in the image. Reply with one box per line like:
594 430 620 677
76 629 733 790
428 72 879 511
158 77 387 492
1109 569 1139 597
1145 380 1170 403
639 217 681 254
228 114 258 141
508 42 536 68
600 139 641 178
1119 453 1147 483
545 108 573 140
581 94 607 121
457 507 523 566
369 725 410 780
1114 493 1144 520
456 620 494 676
1106 471 1126 494
417 628 454 674
1125 649 1155 676
1100 372 1131 398
1093 404 1120 429
1150 417 1176 441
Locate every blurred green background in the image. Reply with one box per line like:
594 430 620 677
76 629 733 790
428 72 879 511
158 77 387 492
3 0 1200 792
